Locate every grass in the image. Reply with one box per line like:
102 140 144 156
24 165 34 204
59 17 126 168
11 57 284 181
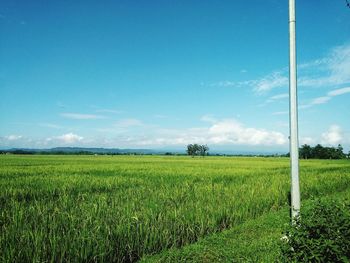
1 155 349 262
141 190 350 262
141 207 290 262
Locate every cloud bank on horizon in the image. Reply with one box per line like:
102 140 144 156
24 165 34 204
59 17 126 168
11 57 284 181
1 119 348 151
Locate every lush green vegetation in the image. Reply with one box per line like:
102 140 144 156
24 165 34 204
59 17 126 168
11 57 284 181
186 144 209 157
141 206 291 262
1 155 349 262
281 198 350 262
299 144 348 159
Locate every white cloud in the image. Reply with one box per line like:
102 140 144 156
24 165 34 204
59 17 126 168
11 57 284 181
54 133 83 144
207 119 287 145
310 96 331 105
42 133 84 145
5 135 22 141
321 125 343 145
60 113 106 120
0 135 26 148
126 119 287 147
327 87 350 96
4 121 349 150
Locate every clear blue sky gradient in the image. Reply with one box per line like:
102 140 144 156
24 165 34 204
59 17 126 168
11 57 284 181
1 0 350 151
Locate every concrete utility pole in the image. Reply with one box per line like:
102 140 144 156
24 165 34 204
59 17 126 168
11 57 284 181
289 0 300 223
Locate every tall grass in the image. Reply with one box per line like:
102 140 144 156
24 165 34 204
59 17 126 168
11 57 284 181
0 155 349 262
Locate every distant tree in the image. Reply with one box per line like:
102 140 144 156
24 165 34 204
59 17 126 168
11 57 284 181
336 144 346 159
299 144 312 159
186 144 209 157
298 144 346 160
186 144 196 157
193 144 201 156
312 144 325 159
199 145 209 157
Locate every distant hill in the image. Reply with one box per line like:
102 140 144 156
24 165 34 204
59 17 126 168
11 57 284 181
1 147 160 155
50 147 157 154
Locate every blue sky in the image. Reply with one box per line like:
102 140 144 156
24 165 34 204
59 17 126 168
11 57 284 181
1 0 350 152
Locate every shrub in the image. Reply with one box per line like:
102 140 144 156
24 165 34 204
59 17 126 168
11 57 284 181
280 198 350 262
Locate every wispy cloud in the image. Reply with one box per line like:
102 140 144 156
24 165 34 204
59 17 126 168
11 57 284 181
211 43 350 96
263 93 289 105
298 44 350 88
310 96 331 105
114 118 143 128
211 71 288 94
300 86 350 108
285 43 350 89
39 123 63 129
212 80 237 87
269 93 289 100
327 87 350 96
60 113 106 120
272 111 288 116
252 72 289 94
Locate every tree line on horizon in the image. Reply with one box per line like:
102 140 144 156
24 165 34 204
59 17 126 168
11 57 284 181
299 144 348 159
1 144 349 159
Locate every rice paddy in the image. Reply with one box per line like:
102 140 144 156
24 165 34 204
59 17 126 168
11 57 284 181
1 155 349 262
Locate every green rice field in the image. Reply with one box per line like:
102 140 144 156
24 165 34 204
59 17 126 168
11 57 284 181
1 155 349 262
